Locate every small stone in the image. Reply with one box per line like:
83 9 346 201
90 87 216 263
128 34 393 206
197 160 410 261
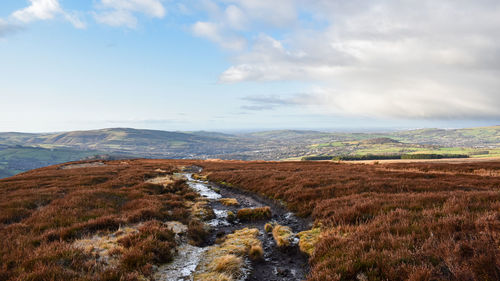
165 221 188 234
276 267 289 276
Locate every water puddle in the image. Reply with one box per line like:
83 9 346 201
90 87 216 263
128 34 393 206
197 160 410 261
207 209 231 227
156 171 309 281
184 173 221 200
154 244 207 281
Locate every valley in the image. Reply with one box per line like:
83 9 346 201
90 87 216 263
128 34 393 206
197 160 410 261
0 126 499 178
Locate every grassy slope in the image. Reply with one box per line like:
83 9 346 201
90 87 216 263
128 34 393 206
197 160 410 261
25 128 231 149
304 126 500 159
308 141 500 158
0 146 101 178
0 128 235 178
391 126 500 146
0 126 498 177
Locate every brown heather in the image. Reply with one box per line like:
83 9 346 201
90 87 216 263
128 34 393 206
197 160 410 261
2 159 500 280
201 161 500 281
0 159 204 280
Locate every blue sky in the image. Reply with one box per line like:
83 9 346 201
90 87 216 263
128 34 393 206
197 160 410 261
1 0 499 133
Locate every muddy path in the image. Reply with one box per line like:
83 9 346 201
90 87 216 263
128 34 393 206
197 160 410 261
165 166 312 281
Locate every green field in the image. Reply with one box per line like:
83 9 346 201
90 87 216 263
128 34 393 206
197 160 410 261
0 146 101 178
0 126 498 177
305 132 500 160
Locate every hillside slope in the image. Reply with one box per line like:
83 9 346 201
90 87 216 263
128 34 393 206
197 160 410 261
0 126 498 178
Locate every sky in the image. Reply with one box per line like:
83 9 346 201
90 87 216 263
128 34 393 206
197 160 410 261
0 0 499 133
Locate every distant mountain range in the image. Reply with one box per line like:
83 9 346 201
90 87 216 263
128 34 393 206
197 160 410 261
0 126 499 178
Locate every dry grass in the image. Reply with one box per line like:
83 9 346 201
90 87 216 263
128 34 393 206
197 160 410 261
73 225 139 267
3 159 500 280
191 200 216 221
0 159 204 280
248 244 264 261
211 254 243 275
195 227 262 281
219 198 239 206
226 211 236 223
272 224 294 248
264 222 273 233
201 160 500 281
297 227 321 256
192 173 209 181
236 206 272 221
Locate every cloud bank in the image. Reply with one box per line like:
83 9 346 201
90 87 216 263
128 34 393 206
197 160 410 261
3 0 500 120
194 0 500 119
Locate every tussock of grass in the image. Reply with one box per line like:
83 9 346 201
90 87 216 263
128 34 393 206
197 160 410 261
211 254 242 275
146 175 174 186
192 173 209 181
226 211 236 223
194 228 262 281
219 198 239 206
248 244 264 261
236 206 271 221
297 227 321 256
264 222 273 233
191 200 216 221
272 225 294 248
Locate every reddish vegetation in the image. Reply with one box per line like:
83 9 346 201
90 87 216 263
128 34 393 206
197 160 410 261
201 161 500 281
2 159 500 280
0 159 201 280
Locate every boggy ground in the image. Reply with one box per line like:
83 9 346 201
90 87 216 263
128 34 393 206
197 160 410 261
0 159 312 280
2 159 500 281
202 175 311 281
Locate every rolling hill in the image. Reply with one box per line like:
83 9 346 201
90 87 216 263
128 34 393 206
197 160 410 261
0 126 498 178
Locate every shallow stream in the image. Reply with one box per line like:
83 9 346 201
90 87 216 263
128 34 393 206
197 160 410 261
155 169 311 281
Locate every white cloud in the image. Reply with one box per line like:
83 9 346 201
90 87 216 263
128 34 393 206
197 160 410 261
11 0 85 28
94 0 166 28
192 21 246 50
12 0 61 22
197 0 500 118
63 12 86 29
221 0 297 28
224 5 246 30
189 0 298 50
94 10 138 28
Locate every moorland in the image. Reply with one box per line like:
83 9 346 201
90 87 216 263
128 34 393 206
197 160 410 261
1 159 499 280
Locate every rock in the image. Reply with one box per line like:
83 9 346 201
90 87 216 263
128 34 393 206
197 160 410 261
276 267 289 277
165 221 188 235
